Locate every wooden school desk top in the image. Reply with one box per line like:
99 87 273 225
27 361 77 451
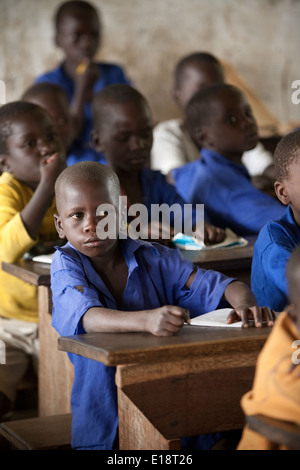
58 324 269 367
1 234 256 285
2 258 51 286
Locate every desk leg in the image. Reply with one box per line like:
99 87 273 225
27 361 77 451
38 285 73 416
117 388 181 450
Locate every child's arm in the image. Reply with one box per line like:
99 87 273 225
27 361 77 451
21 152 66 239
70 59 99 136
82 304 190 337
224 280 275 328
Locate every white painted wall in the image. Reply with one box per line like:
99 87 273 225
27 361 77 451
1 0 300 127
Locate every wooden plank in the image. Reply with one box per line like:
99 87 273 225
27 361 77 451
118 389 181 450
0 414 72 450
58 326 269 367
2 260 51 286
38 285 73 417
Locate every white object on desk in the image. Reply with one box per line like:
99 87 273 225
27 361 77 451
190 308 243 328
172 228 248 251
32 253 54 264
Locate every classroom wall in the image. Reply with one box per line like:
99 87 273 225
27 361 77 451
1 0 300 129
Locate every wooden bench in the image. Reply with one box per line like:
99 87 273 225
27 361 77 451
0 413 72 450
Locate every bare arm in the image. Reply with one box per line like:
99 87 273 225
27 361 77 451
224 280 275 328
21 152 66 239
82 304 190 337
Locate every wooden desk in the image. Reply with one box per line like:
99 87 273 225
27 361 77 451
58 325 269 450
1 259 73 417
182 235 255 286
1 237 254 419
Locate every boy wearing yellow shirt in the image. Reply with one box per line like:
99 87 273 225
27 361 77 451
0 101 65 419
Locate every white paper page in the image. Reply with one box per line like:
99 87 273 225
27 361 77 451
190 308 243 328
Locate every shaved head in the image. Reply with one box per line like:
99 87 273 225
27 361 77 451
55 161 121 213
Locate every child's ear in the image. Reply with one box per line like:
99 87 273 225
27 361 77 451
193 126 207 149
54 214 66 239
274 180 290 206
90 130 103 152
0 154 11 173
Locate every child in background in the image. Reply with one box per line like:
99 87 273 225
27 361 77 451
91 83 224 245
238 244 300 450
35 0 131 165
0 101 65 420
21 82 76 165
251 130 300 312
170 84 285 237
151 52 275 191
51 160 275 450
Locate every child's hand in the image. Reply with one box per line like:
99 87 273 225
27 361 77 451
146 305 190 336
74 58 99 102
226 305 276 328
203 223 225 245
40 151 66 186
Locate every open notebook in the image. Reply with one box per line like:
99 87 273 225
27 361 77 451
189 308 244 328
172 228 248 251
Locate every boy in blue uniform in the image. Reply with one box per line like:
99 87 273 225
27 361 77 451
90 83 224 245
35 1 131 165
251 130 300 311
171 83 285 237
51 161 275 450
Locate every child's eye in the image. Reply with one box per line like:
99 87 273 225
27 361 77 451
22 139 36 148
97 210 109 217
227 115 238 124
48 131 59 141
71 212 83 220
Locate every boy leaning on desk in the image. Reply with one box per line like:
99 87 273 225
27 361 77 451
50 161 275 450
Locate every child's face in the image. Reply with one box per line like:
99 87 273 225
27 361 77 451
3 108 64 189
276 156 300 226
56 9 100 65
92 101 153 173
175 63 224 110
26 93 71 150
200 89 258 160
55 179 119 259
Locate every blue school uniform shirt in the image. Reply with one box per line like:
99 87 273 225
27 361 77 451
251 206 300 311
35 62 131 165
51 237 234 450
135 168 206 228
171 148 285 237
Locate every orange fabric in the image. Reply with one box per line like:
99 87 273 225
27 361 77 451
237 311 300 450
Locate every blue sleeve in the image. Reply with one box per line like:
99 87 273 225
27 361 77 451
175 267 235 318
145 243 235 317
51 251 102 336
252 241 290 310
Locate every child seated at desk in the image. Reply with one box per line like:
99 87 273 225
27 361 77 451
90 83 224 245
51 160 275 450
170 83 285 237
21 82 76 166
238 244 300 450
151 51 275 191
35 0 131 165
251 130 300 311
0 101 66 420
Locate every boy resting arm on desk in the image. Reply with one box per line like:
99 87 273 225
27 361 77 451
51 161 275 450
